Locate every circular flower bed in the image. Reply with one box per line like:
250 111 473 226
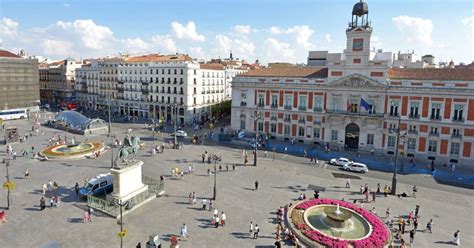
39 142 103 158
292 198 389 248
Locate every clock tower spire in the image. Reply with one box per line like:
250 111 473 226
345 0 372 67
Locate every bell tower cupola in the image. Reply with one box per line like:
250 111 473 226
345 0 372 66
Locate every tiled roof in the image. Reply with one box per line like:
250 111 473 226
200 63 225 70
238 67 328 78
0 49 20 58
387 68 474 81
125 54 193 63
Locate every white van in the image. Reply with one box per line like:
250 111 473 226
79 173 113 198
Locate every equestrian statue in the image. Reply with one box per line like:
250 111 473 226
113 134 141 169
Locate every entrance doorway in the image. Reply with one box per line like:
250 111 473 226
345 123 360 150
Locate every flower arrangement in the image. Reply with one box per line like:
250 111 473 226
40 142 103 157
293 198 389 248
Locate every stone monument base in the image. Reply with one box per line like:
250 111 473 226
110 160 148 202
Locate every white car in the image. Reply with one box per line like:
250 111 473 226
343 162 369 173
171 130 188 137
329 157 351 166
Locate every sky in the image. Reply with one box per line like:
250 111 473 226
0 0 473 65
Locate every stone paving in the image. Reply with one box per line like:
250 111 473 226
0 117 473 248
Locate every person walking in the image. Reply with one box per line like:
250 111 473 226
453 230 460 246
24 169 30 179
221 212 226 226
180 223 188 240
215 215 220 228
249 221 254 237
412 185 417 198
254 180 259 191
42 183 47 195
409 229 416 245
202 199 207 210
253 224 260 239
74 182 80 196
40 197 46 210
83 210 90 223
345 178 351 188
385 208 391 219
426 219 433 233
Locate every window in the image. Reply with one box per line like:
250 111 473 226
284 94 293 109
180 69 184 75
331 130 338 141
452 128 461 137
284 114 291 122
430 103 442 120
390 100 399 116
409 102 420 118
284 125 291 135
299 95 307 110
270 112 277 120
257 122 264 132
428 140 437 153
453 104 464 122
270 123 277 133
298 126 305 136
314 97 323 111
349 100 358 113
240 93 247 106
429 127 439 135
407 138 416 150
332 98 340 111
271 95 278 108
258 93 265 107
366 134 374 145
313 128 320 139
448 142 460 156
240 120 246 130
387 136 396 148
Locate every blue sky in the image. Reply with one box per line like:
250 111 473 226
1 0 473 64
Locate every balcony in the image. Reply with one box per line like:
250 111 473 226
284 105 292 110
452 117 465 123
313 107 323 112
270 116 277 121
428 132 439 137
451 133 462 138
313 119 321 125
387 112 399 118
298 106 307 111
298 119 306 124
408 113 420 119
326 109 384 117
257 102 265 107
284 118 291 123
270 104 278 109
142 89 149 94
408 130 418 134
240 102 247 107
430 115 442 121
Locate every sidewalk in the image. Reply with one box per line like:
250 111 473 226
262 139 474 188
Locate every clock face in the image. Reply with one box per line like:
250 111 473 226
353 38 364 51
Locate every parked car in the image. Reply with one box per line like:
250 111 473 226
342 162 369 173
329 157 351 166
171 130 188 137
79 173 113 198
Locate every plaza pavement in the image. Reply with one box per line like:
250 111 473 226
0 117 473 248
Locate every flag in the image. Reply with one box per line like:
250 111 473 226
360 98 372 111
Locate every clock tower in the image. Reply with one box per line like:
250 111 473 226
345 0 372 67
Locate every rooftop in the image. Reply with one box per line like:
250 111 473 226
200 63 225 70
0 49 20 58
387 68 474 81
238 67 328 78
125 54 193 63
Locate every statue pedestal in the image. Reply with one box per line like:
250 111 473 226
110 160 148 202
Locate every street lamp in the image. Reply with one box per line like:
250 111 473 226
108 98 115 168
5 159 11 210
171 102 178 149
212 160 217 200
114 199 129 248
391 116 406 195
252 106 263 166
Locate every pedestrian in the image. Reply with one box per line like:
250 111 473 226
209 199 213 211
453 230 460 246
415 205 420 217
426 219 433 233
42 183 47 195
377 183 381 194
0 211 7 223
371 207 377 216
401 219 406 234
255 180 259 191
74 182 79 196
409 229 415 244
226 164 229 171
253 224 260 239
87 207 93 222
221 211 226 226
202 198 207 210
215 215 220 228
83 210 90 223
192 192 196 205
372 191 376 202
232 164 235 171
384 185 388 197
213 208 218 217
24 169 30 179
386 208 391 219
180 223 188 240
249 221 254 237
188 192 193 205
413 217 418 231
40 197 46 210
49 197 54 207
412 185 417 198
136 242 141 248
345 178 351 188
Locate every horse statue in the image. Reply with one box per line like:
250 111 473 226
113 135 141 169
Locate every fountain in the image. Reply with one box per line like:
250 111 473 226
288 199 390 247
38 141 105 160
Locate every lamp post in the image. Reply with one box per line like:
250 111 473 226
108 99 115 168
391 116 405 195
114 199 129 248
5 159 11 210
212 160 217 200
172 102 178 149
252 106 263 166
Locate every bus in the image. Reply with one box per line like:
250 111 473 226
0 108 28 121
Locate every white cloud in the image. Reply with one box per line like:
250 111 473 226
268 25 314 48
55 19 114 49
214 34 255 57
462 16 474 27
63 3 70 8
263 38 294 62
121 38 152 54
325 33 332 43
0 18 19 38
392 15 433 45
171 21 205 41
189 47 206 59
232 25 252 35
42 39 74 56
151 35 177 53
